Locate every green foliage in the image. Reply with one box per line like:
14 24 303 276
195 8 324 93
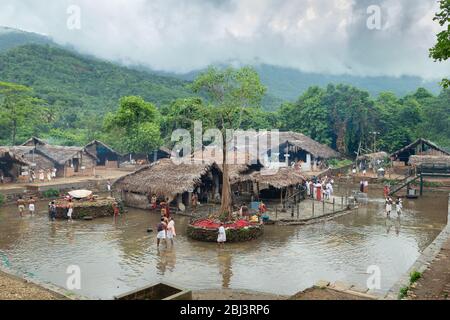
104 96 162 154
190 66 267 131
410 271 422 284
0 194 5 206
42 189 60 198
0 44 192 145
398 286 409 300
430 0 450 88
328 159 353 169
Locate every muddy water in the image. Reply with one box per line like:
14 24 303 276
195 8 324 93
0 185 448 299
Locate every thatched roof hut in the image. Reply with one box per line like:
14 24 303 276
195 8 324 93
357 152 389 162
259 131 341 159
391 138 450 161
21 136 47 147
35 145 97 165
248 167 305 189
409 155 450 166
114 158 220 200
0 147 30 166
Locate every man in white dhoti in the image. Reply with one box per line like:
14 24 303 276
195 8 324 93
217 223 227 248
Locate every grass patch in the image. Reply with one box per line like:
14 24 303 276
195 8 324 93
328 159 353 169
0 193 4 206
398 271 422 300
42 189 60 198
410 271 422 284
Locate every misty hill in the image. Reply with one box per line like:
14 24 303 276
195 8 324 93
0 44 192 114
0 26 55 52
164 64 442 102
0 26 442 111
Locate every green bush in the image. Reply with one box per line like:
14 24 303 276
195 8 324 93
42 189 60 198
398 287 409 300
328 159 353 169
410 271 422 284
0 194 4 206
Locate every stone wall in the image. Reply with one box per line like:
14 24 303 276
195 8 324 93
386 194 450 299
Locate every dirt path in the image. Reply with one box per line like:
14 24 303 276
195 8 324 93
409 237 450 300
0 270 63 300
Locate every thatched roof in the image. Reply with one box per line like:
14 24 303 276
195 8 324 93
258 131 340 159
409 155 450 166
391 138 450 158
248 167 305 189
0 147 31 166
114 158 219 199
357 152 389 161
36 145 97 165
84 140 124 157
21 136 48 146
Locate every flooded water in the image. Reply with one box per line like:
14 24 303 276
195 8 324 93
0 184 448 299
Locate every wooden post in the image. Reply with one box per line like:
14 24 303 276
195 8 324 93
420 174 424 196
333 198 335 213
312 200 315 218
275 207 278 220
297 203 299 219
323 199 325 215
341 196 344 209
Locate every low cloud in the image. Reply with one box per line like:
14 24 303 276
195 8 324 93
0 0 448 79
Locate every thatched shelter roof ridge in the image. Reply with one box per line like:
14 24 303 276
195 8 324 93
357 151 389 161
391 138 450 158
256 131 340 159
409 155 450 166
84 140 124 157
114 158 219 199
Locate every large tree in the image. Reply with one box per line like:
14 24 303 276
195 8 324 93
0 81 47 145
430 0 450 88
104 96 162 155
190 66 266 219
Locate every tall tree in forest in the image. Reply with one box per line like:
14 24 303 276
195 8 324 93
322 85 375 155
190 66 266 219
278 86 331 145
430 0 450 88
0 82 46 145
104 96 162 155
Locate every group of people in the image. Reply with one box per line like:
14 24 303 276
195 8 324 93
156 216 176 247
26 168 57 183
385 197 403 217
304 177 334 201
16 196 36 217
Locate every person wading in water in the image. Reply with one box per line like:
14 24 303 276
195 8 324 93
17 197 26 217
156 218 167 248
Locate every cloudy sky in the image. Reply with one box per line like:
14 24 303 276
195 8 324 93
0 0 448 79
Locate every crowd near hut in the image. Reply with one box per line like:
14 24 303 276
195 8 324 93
0 137 113 182
356 152 389 173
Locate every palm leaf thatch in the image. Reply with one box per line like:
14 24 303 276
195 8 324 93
0 147 31 166
113 158 219 199
249 167 305 189
409 155 450 166
259 131 341 159
357 152 389 161
391 138 450 158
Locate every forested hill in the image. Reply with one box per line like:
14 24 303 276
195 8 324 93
0 44 192 114
0 26 54 52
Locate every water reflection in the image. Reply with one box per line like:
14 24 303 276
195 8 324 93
0 185 447 299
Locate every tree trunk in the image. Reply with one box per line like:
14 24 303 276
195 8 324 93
220 148 233 220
